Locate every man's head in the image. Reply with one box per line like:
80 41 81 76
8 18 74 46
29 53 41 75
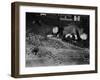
53 26 59 34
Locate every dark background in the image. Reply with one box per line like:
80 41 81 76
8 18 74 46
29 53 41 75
26 12 90 48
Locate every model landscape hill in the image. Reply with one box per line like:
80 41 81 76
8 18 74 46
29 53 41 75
26 33 89 67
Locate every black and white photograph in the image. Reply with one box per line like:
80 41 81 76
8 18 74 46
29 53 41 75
11 2 97 77
26 13 90 67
